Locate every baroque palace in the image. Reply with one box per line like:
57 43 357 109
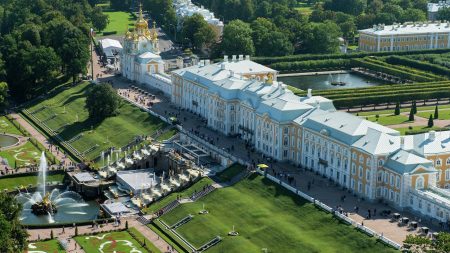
120 19 450 223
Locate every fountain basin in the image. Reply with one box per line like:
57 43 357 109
0 134 19 148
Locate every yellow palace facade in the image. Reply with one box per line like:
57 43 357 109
359 21 450 52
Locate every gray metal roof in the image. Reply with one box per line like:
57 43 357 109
384 150 434 175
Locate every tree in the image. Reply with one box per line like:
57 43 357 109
182 14 216 50
323 0 365 16
85 83 121 120
302 21 342 54
404 232 450 252
394 101 400 115
438 7 450 21
221 20 255 55
400 8 426 22
0 192 27 253
75 226 78 236
91 6 109 32
125 220 128 229
110 0 132 11
50 230 54 239
409 107 415 121
251 18 293 56
428 114 434 128
412 101 417 114
435 105 439 119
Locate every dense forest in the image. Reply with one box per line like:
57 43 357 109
0 0 108 101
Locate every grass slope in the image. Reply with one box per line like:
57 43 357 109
0 172 64 191
25 82 167 161
159 174 396 253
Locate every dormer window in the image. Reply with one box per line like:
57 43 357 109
436 159 442 166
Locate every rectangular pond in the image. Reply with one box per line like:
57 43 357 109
278 72 388 90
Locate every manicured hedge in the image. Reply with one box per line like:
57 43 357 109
253 48 450 65
102 31 117 36
270 59 351 72
350 58 438 82
293 81 450 108
386 55 450 77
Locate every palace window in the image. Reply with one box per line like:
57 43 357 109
416 177 424 189
358 166 363 178
436 159 442 166
352 164 356 175
446 169 450 180
366 170 370 181
377 172 382 182
378 159 384 166
390 175 394 186
447 158 450 165
396 176 400 188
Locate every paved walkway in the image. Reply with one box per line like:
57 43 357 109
10 113 71 167
128 219 178 253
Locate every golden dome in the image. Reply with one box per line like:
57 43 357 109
151 21 158 42
135 3 148 30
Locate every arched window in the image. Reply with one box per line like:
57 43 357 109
416 177 424 189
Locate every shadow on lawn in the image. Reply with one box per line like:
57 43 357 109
249 173 308 207
60 85 91 106
58 117 102 141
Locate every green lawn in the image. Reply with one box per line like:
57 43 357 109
75 231 149 253
156 128 178 142
25 239 65 253
143 177 213 214
25 82 167 161
0 116 23 135
215 163 245 182
157 174 396 253
294 2 313 16
393 126 445 135
365 114 411 125
355 104 450 117
417 108 450 120
0 172 64 191
98 6 136 36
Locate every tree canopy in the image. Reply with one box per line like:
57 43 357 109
0 0 98 100
404 233 450 253
182 14 216 50
221 20 255 56
85 83 121 120
0 192 27 253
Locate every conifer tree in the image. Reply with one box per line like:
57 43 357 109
434 105 439 119
409 107 415 121
394 101 400 115
428 114 434 128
